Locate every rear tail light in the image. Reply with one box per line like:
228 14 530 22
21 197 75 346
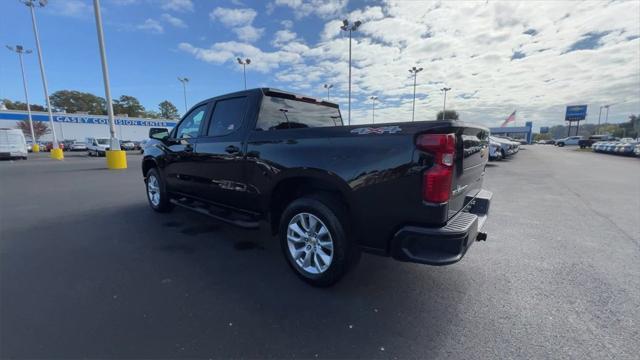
417 133 456 203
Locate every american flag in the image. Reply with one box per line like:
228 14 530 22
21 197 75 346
500 111 516 127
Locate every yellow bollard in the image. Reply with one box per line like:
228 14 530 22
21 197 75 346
50 148 64 160
106 150 127 169
32 144 40 153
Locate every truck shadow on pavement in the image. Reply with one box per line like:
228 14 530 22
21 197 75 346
2 201 470 359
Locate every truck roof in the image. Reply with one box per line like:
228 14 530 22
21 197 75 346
194 88 339 110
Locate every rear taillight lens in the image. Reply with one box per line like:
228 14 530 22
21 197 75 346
417 133 456 203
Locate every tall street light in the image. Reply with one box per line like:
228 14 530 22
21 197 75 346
408 66 423 122
323 84 333 101
177 77 189 113
22 0 62 159
237 57 251 89
340 19 362 126
603 104 612 127
92 0 126 169
440 87 451 121
597 105 603 134
6 44 39 152
370 96 378 124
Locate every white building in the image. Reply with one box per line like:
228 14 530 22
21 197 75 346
0 109 177 142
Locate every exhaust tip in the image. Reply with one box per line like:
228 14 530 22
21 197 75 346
476 232 487 242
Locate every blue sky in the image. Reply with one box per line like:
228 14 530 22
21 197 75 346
1 0 639 130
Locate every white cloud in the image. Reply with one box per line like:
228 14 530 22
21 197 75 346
161 0 193 12
274 0 348 19
210 7 257 27
281 20 294 29
272 29 298 47
183 1 640 127
234 25 264 42
138 18 164 34
210 7 264 42
47 0 93 18
179 41 303 73
161 13 187 28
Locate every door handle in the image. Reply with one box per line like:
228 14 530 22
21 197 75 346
225 145 240 154
184 143 193 152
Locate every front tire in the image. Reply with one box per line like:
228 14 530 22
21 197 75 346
279 195 354 287
145 168 173 212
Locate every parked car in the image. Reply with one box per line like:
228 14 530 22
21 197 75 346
61 140 75 151
86 137 110 156
592 140 639 156
489 139 502 161
45 142 65 152
139 139 148 154
490 136 519 158
69 141 88 151
142 88 493 286
578 135 612 148
26 140 33 152
635 144 640 157
555 136 583 147
120 140 136 151
0 128 28 160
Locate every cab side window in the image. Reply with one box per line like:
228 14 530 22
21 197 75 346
207 97 248 137
175 104 207 139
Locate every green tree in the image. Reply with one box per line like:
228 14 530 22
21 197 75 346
143 110 161 119
158 100 179 119
113 95 145 117
436 110 459 120
15 120 49 141
50 90 106 115
1 98 46 112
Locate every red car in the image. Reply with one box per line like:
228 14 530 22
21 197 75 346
45 142 65 152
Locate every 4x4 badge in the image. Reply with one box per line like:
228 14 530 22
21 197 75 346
351 126 402 135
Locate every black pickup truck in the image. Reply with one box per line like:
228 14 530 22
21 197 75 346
142 88 493 286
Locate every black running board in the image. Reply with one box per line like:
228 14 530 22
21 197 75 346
170 198 260 229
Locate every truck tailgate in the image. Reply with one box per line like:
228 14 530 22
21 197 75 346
448 127 489 218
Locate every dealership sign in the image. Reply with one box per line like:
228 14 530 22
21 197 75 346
565 105 588 121
0 111 176 127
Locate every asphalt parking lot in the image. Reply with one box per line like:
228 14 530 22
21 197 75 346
1 147 639 359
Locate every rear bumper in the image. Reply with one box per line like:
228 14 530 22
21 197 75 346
390 189 492 265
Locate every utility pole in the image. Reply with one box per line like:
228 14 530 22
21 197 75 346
370 96 378 124
6 45 38 152
236 58 251 89
408 66 423 122
177 77 189 113
440 87 451 121
323 84 333 101
22 0 62 159
340 19 362 126
93 0 125 169
597 105 603 134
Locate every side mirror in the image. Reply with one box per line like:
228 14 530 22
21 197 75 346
149 127 169 140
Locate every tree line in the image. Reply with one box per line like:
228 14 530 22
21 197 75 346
1 90 180 120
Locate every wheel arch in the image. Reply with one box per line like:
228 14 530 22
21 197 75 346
267 172 352 236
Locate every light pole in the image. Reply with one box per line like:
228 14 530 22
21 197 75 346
237 57 251 89
22 0 62 159
440 87 451 121
597 105 603 134
92 0 125 169
340 19 362 126
408 66 423 122
177 77 189 113
604 104 611 126
6 45 39 152
323 84 333 101
370 96 378 124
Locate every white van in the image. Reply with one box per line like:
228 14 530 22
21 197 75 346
86 137 111 157
0 129 28 160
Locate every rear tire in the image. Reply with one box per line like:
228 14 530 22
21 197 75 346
279 194 356 287
145 167 173 213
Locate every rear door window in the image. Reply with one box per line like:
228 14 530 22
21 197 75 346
207 97 248 137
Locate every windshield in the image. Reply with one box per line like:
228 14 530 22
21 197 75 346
96 139 109 145
256 95 342 131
